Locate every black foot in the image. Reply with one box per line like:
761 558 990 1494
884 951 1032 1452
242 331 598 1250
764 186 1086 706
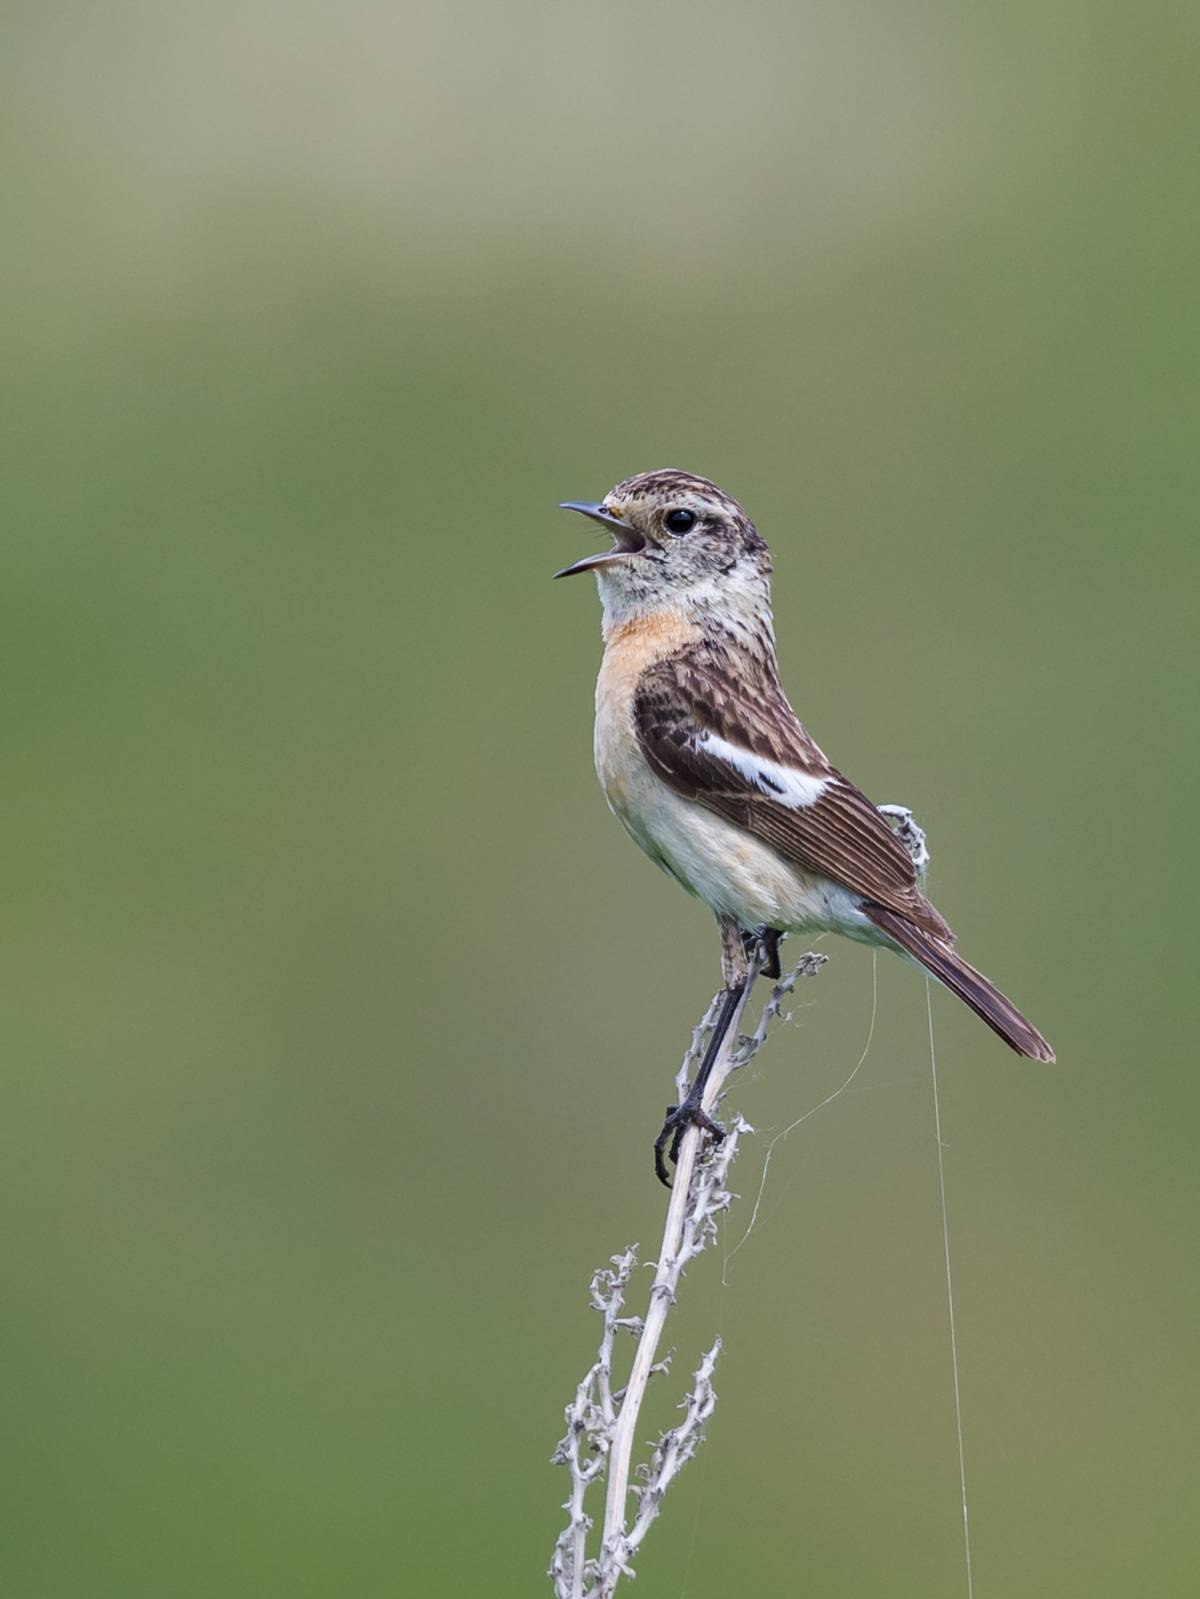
759 927 783 980
742 926 784 980
653 1099 725 1187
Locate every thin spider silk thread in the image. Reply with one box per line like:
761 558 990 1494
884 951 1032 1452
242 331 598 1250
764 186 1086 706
717 957 974 1595
722 951 879 1281
926 975 974 1599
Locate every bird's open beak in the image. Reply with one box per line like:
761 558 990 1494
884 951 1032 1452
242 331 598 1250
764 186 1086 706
554 501 646 579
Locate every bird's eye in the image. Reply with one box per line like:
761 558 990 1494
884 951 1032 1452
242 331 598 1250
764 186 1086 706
664 508 697 534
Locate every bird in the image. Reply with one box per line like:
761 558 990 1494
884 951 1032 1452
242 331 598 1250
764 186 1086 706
555 468 1054 1183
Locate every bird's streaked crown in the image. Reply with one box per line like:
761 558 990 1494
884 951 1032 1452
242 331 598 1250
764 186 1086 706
557 469 771 627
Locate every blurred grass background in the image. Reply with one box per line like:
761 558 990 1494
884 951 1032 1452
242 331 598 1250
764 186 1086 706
2 1 1197 1594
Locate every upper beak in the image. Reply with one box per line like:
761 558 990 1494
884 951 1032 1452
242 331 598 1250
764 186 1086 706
554 501 645 579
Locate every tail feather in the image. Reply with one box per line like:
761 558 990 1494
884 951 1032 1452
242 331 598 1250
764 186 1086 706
864 903 1055 1062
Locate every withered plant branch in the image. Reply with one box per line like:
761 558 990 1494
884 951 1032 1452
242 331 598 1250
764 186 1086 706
549 950 827 1598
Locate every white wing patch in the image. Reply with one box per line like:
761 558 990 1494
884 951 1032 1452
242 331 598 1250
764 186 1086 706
698 732 830 808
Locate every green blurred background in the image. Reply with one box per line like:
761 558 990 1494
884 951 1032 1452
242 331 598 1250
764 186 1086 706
3 1 1196 1594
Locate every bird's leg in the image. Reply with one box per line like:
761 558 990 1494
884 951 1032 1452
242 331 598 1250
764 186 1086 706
654 979 747 1186
720 913 751 987
652 916 769 1184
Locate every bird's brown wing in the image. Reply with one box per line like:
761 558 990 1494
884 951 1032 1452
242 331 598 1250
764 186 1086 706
633 648 953 940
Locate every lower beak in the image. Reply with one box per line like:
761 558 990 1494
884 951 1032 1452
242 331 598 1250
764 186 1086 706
554 501 645 579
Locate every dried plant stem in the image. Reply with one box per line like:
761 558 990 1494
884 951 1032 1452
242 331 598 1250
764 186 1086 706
551 807 931 1597
598 960 759 1563
550 950 827 1598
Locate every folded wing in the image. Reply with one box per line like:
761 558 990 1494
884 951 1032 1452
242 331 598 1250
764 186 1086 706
634 648 953 942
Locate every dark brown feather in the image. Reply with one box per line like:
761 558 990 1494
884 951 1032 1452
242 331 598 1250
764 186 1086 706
634 644 953 940
864 904 1055 1061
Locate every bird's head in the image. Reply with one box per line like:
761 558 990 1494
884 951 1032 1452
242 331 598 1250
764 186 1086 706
556 469 771 626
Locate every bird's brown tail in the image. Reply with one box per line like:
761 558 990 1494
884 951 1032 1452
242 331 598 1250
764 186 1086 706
864 904 1055 1062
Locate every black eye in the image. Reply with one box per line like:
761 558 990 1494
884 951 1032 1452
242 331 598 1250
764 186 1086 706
664 508 697 534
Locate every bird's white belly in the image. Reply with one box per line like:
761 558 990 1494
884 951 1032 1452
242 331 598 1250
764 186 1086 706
595 696 873 941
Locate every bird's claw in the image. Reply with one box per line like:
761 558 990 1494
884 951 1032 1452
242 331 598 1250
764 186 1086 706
742 926 783 980
653 1099 725 1186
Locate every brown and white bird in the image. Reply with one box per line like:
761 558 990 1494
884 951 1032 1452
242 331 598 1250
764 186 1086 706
556 469 1054 1181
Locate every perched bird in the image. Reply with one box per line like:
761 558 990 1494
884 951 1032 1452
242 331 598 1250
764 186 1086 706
556 469 1054 1182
